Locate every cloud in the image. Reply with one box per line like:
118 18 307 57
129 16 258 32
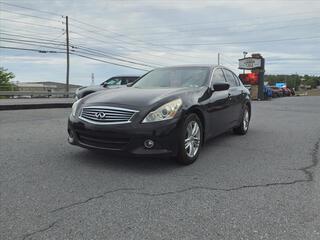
1 0 319 84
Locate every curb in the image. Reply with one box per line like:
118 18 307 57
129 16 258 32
0 103 73 111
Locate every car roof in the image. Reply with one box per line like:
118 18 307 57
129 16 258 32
156 64 234 72
109 75 140 78
157 64 216 69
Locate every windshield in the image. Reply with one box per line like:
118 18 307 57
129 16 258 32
133 67 210 88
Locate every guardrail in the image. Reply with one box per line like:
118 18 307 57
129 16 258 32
0 91 75 98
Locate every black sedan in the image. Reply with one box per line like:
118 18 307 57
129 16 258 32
75 75 140 99
68 65 251 164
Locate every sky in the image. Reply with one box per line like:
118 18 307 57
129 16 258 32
0 0 319 86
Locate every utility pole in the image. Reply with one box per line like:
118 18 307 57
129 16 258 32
65 16 70 97
91 73 95 85
218 53 220 65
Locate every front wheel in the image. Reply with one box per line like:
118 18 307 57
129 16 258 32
233 105 250 135
176 114 203 165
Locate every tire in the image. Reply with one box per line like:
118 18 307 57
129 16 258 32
233 105 250 135
176 113 203 165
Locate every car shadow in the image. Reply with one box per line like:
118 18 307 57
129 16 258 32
72 148 181 174
71 130 237 173
201 131 235 150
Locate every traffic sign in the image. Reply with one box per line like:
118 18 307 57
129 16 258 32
239 57 262 70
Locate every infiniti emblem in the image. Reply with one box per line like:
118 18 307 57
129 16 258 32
95 112 107 119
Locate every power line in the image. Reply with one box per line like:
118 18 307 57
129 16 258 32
0 3 157 73
0 1 61 16
71 53 150 71
123 16 320 38
0 40 68 51
220 56 236 66
68 19 190 66
72 44 162 68
72 43 163 66
69 23 183 59
220 54 238 65
0 3 208 62
74 48 159 68
132 21 320 42
0 32 66 44
69 18 207 59
0 28 64 37
69 30 190 63
48 31 66 41
69 41 169 66
124 10 320 31
0 45 65 53
0 18 64 30
0 37 66 47
0 45 244 71
0 8 63 22
148 35 320 46
268 57 320 61
220 56 239 72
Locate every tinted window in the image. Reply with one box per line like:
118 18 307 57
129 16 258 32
120 78 128 85
133 67 210 88
212 68 226 84
223 69 237 87
127 77 138 83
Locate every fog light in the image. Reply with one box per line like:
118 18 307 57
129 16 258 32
68 129 75 143
144 139 154 149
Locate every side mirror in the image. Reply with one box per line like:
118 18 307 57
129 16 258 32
212 83 230 91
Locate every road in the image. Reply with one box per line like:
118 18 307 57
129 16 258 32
0 98 73 110
1 96 320 240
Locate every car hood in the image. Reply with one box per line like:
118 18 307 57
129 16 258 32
81 86 207 110
76 84 127 93
77 85 103 93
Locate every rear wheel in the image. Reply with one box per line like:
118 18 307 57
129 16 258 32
176 114 202 165
233 105 250 135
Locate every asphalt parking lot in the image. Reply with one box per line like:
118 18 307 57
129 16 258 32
1 96 320 240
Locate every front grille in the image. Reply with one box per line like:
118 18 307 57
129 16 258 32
77 131 130 150
79 106 138 124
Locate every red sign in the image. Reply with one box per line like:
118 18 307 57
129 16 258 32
239 73 259 85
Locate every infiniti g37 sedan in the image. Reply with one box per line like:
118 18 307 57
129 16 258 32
68 65 251 165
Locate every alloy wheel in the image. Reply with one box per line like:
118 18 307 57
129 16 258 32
243 109 249 131
184 120 201 158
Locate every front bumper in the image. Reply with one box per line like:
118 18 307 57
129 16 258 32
68 114 182 156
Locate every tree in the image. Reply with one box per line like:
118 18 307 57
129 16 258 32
303 75 319 88
0 67 16 91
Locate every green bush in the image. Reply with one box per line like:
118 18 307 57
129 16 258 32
0 67 16 91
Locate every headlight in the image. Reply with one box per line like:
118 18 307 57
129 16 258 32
71 99 81 117
142 98 182 123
